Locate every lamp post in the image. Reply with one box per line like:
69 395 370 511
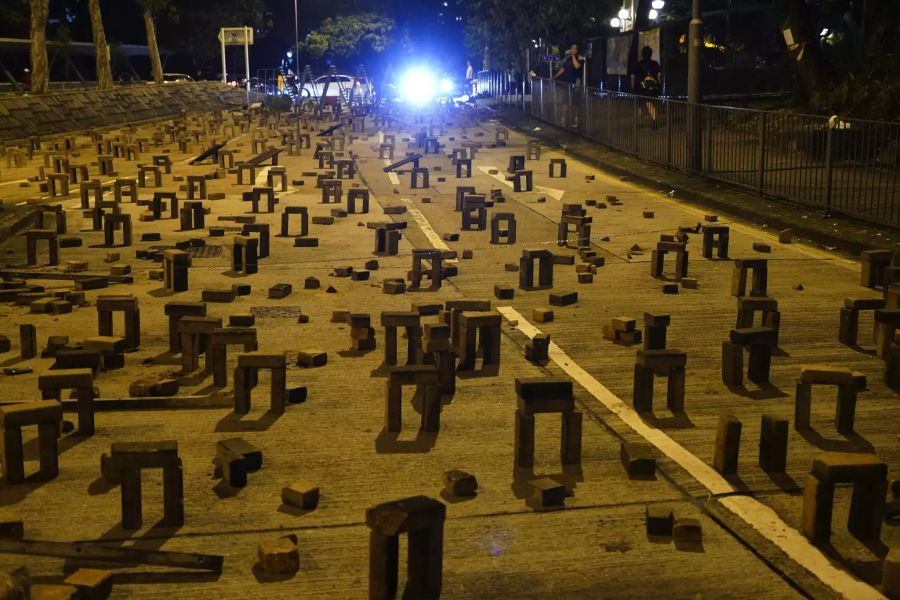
293 0 300 77
687 0 703 170
687 0 702 105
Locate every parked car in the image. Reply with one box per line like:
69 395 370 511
162 73 194 84
297 74 373 105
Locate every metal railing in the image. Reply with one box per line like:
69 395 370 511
476 70 526 109
528 77 900 228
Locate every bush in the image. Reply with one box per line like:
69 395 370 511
264 94 293 113
810 72 900 122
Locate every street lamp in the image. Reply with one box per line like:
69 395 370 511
293 0 300 78
612 6 632 31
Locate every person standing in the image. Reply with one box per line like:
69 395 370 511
465 60 475 96
551 43 581 127
631 46 662 126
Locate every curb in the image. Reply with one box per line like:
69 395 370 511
493 106 889 259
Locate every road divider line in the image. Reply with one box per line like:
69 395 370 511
400 198 458 263
383 159 401 185
495 305 884 600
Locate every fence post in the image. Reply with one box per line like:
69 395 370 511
665 102 672 169
824 115 836 218
584 86 590 138
756 112 767 196
632 96 638 154
703 106 712 175
606 94 613 146
539 79 544 120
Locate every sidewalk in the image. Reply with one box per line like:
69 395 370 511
487 100 899 258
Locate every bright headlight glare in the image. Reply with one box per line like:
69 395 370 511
439 78 454 93
400 69 436 104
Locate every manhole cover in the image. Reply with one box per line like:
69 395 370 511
187 245 223 258
251 306 302 319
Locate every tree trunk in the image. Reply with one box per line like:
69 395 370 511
482 24 490 71
781 0 835 94
143 6 163 84
87 0 114 89
29 0 50 93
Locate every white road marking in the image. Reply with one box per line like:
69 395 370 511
477 165 566 201
383 159 401 186
496 305 884 600
254 166 272 187
400 198 458 263
0 179 28 188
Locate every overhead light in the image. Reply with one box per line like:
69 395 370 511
651 0 665 9
649 9 658 19
618 7 629 19
610 17 621 28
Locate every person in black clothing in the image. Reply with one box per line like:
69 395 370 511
631 46 662 125
551 43 581 127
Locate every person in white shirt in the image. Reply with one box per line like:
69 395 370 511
466 61 475 95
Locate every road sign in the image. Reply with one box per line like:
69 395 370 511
218 27 254 46
541 54 560 62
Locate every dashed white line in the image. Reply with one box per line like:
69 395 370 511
495 305 884 600
400 198 458 263
383 159 401 186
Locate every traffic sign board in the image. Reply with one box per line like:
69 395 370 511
541 54 560 62
218 27 254 46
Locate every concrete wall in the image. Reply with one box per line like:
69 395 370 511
0 82 244 144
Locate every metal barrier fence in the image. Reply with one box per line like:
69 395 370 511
476 70 526 109
529 77 900 228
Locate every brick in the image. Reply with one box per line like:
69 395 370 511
257 534 299 575
620 442 656 478
533 308 554 323
549 291 577 306
63 568 112 599
296 351 327 367
645 505 674 536
442 470 478 496
527 477 565 509
673 518 703 544
282 480 320 510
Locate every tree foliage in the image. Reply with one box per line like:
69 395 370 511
299 12 400 59
462 0 615 68
157 0 265 71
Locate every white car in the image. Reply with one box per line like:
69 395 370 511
298 74 372 105
162 73 194 83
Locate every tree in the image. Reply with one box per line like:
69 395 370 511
137 0 167 84
780 0 835 94
300 12 399 60
29 0 49 93
86 0 113 89
462 0 613 71
157 0 265 75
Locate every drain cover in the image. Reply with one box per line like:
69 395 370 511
251 306 302 319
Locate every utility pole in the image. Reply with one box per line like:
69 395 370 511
687 0 703 170
293 0 300 77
